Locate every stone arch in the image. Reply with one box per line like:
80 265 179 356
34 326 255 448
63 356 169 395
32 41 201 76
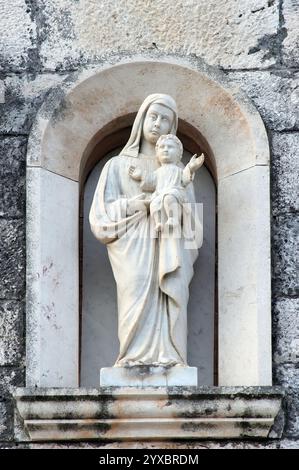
26 57 271 387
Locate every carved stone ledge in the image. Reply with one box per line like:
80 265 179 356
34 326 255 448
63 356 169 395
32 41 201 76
13 386 284 442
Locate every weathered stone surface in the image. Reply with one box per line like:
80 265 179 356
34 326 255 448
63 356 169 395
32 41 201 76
274 364 299 437
0 443 29 449
0 220 25 300
0 401 13 441
0 137 26 218
14 386 284 441
228 71 299 131
0 0 296 451
218 166 272 386
272 213 298 298
274 364 299 390
0 367 25 397
28 441 279 449
0 302 24 366
271 133 299 215
0 80 4 103
36 0 279 71
0 0 36 71
272 298 299 365
279 439 299 449
26 168 79 388
282 0 299 67
0 74 65 135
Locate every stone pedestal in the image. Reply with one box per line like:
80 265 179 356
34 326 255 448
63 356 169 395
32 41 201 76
14 387 285 442
100 366 198 387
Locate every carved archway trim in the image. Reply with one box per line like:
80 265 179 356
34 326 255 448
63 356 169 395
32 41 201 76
26 57 271 387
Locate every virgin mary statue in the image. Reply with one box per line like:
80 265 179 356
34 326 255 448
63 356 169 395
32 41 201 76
89 94 202 368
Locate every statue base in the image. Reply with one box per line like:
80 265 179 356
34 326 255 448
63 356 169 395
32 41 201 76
100 365 198 387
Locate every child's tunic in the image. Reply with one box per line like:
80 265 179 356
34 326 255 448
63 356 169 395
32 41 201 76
150 164 189 214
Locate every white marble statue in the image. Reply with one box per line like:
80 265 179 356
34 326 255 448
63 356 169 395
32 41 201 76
128 133 204 233
89 94 203 370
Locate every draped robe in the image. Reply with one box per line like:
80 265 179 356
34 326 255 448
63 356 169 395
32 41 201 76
89 153 202 367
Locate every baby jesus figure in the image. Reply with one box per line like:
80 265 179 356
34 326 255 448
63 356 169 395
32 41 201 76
129 134 204 232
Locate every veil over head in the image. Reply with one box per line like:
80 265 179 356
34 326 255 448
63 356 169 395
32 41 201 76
119 94 178 158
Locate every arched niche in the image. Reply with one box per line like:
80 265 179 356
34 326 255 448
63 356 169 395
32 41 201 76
26 57 271 388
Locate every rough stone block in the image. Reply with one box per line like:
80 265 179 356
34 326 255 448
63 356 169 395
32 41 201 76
282 0 299 67
0 80 4 104
0 301 24 366
0 219 25 300
271 132 299 215
274 364 299 437
0 74 65 135
274 364 299 390
0 401 14 441
272 298 299 365
0 0 36 71
0 137 26 218
279 439 299 449
37 0 279 70
0 367 25 398
228 71 299 131
272 213 298 298
26 441 279 449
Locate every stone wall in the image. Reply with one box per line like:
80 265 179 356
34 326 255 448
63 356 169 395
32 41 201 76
0 0 298 448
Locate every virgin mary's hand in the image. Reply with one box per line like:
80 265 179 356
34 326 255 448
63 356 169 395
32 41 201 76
127 194 148 215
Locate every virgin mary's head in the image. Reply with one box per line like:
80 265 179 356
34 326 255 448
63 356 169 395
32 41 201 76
120 94 178 158
142 102 176 145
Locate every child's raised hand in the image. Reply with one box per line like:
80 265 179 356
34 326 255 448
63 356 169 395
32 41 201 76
189 153 205 173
